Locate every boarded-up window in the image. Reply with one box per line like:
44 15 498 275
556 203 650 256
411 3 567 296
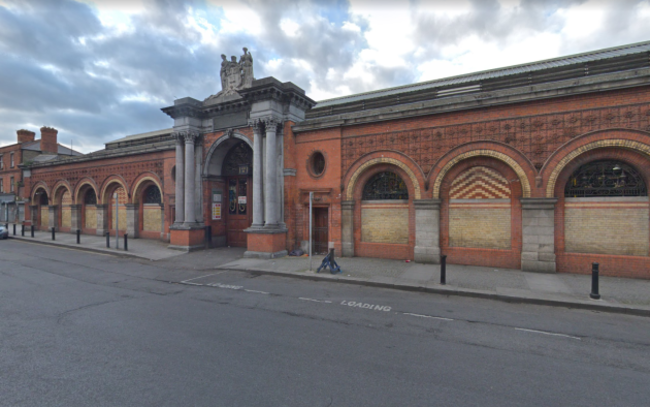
361 201 409 244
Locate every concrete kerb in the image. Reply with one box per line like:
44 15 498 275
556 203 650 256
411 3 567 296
8 235 155 261
215 265 650 318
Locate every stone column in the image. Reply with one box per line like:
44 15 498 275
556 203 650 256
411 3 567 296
70 204 82 233
277 129 285 228
414 199 441 264
125 203 139 238
521 198 558 273
173 133 185 224
95 204 108 236
251 122 264 228
183 132 198 225
48 205 58 231
341 200 355 257
263 119 279 228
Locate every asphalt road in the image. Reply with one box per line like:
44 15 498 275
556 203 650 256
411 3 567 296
1 240 649 407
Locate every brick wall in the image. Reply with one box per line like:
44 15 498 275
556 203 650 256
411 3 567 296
40 206 48 228
143 204 162 232
361 202 409 244
564 197 649 256
109 187 127 231
85 206 97 229
449 201 511 249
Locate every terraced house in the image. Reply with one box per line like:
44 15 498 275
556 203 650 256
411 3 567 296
15 41 650 279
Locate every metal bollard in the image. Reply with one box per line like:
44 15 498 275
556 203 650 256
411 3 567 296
31 225 34 238
106 232 110 248
440 255 447 285
13 224 16 235
590 262 601 300
51 227 55 241
124 233 128 251
21 224 24 236
76 229 80 244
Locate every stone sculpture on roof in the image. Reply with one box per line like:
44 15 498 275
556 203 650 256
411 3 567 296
210 47 255 100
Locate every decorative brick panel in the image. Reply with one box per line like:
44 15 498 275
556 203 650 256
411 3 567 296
361 202 409 244
564 197 649 256
450 166 511 199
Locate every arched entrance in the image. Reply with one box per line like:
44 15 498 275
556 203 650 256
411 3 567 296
204 134 254 248
81 187 98 233
138 184 164 239
53 186 72 232
439 158 523 269
103 182 128 237
32 187 49 230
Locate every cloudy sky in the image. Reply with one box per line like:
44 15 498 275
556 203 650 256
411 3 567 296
1 0 649 153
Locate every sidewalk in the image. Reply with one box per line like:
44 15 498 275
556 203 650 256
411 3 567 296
215 255 650 317
5 225 650 316
7 227 183 261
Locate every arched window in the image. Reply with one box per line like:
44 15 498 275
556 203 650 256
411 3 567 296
362 171 409 200
222 142 252 176
144 185 162 204
565 160 647 197
84 189 97 205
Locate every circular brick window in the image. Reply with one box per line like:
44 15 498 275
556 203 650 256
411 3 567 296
308 151 326 178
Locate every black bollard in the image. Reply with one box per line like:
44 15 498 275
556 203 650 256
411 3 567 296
21 224 24 236
76 229 80 244
13 224 16 235
590 262 601 300
31 225 34 238
106 232 110 248
51 227 55 241
124 233 128 251
440 255 447 285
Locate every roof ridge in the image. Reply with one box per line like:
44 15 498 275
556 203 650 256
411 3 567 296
315 40 650 105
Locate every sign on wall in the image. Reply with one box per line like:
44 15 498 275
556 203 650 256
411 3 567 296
212 203 222 220
212 190 222 203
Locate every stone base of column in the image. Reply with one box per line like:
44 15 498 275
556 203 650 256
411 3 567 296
521 198 558 274
414 246 441 264
169 225 205 252
244 228 288 259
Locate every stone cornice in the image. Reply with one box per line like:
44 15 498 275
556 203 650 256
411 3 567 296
293 68 650 133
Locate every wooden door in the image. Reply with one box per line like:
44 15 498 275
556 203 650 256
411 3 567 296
312 207 329 255
226 177 251 247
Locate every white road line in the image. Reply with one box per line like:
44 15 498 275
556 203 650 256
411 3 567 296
299 297 332 304
245 289 270 295
515 327 581 340
182 282 204 286
180 272 225 284
403 313 454 321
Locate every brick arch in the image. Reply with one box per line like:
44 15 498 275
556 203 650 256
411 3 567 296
30 181 50 204
430 144 533 198
74 178 99 204
100 176 129 204
344 152 423 200
131 173 163 204
543 130 650 197
203 130 253 177
51 180 73 205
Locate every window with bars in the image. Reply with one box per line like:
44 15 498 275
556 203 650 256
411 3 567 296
362 172 409 200
143 186 162 204
565 160 647 197
84 189 97 205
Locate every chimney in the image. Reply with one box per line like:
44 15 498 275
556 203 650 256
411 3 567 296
17 129 35 144
40 126 58 154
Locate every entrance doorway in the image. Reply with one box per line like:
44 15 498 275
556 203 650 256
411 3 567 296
312 207 329 255
226 176 251 247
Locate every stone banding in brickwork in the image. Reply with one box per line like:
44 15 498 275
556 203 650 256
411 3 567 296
433 150 531 198
131 174 164 203
346 157 422 200
74 178 100 204
51 180 73 204
546 139 650 197
30 181 50 204
100 176 129 204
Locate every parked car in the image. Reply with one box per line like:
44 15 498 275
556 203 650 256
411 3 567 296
0 225 8 239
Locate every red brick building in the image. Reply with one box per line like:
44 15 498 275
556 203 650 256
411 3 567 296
17 41 650 279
